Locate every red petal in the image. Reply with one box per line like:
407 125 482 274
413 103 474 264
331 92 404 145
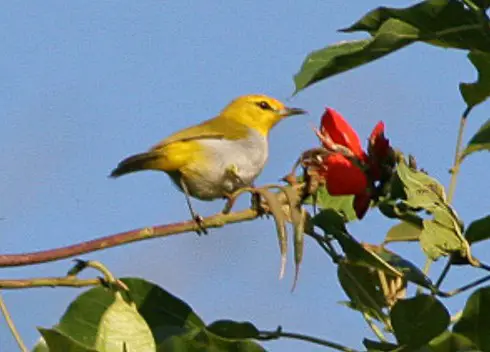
353 193 371 219
369 121 390 160
321 108 365 158
324 154 368 196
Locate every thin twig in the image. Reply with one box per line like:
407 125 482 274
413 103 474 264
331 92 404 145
0 208 261 267
448 106 472 202
0 277 101 289
417 259 433 295
435 259 452 288
362 313 388 342
0 292 28 352
306 231 341 263
438 274 490 297
258 328 359 352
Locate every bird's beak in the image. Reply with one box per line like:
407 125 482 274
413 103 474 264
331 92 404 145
280 107 307 117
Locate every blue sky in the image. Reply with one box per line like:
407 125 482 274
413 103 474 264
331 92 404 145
1 1 489 351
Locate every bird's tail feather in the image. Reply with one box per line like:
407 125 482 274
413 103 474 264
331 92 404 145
110 152 162 177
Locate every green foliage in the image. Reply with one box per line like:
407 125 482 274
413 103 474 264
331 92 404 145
35 278 265 352
384 221 422 244
396 160 447 211
294 0 490 94
305 185 358 221
465 214 490 244
293 23 416 93
460 52 490 109
453 287 490 350
337 262 389 322
390 295 450 348
428 330 478 352
461 119 490 160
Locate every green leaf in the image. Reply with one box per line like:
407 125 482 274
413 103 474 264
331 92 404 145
312 208 348 236
384 221 423 244
473 0 490 9
157 328 266 352
343 0 490 51
363 338 399 351
315 214 403 278
366 245 434 290
460 52 490 109
420 219 466 260
37 329 98 352
428 330 479 352
206 321 260 340
32 338 50 352
453 286 490 350
41 289 155 351
461 119 490 160
96 294 155 351
306 185 357 221
337 263 389 322
465 215 490 244
39 278 205 350
396 161 447 211
120 278 205 342
391 295 450 348
294 0 490 93
294 19 417 93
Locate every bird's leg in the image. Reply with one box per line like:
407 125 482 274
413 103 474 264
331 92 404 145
179 178 207 235
249 184 267 217
223 165 264 215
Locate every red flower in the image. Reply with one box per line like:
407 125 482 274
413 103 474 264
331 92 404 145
320 108 366 159
318 108 391 219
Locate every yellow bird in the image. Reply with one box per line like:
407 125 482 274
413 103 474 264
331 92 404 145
110 94 305 228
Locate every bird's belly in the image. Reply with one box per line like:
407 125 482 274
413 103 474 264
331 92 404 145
181 133 268 200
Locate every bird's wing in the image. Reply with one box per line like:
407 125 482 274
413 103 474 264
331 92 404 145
151 117 247 151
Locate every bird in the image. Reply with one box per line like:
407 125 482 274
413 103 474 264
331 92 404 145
110 94 306 231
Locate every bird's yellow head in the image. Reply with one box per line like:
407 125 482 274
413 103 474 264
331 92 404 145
219 94 306 136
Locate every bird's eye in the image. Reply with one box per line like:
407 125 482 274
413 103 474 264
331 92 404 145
256 101 273 110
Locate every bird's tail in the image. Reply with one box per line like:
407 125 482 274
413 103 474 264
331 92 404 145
110 152 162 178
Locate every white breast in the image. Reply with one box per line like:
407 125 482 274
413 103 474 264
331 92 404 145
183 129 268 200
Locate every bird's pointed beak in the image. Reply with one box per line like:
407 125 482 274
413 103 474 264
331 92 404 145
281 107 307 117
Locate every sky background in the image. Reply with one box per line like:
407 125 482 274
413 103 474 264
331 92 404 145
1 1 489 351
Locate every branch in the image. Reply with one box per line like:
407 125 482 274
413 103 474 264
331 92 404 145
259 326 359 352
0 208 260 267
0 277 101 289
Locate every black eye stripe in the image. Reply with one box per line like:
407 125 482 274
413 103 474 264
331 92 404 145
256 101 273 110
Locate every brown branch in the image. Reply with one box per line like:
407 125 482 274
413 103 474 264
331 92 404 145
0 208 260 268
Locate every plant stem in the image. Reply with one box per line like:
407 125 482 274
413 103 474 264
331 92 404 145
0 277 101 289
435 259 452 288
363 313 388 342
416 258 433 295
448 106 472 202
422 107 473 291
259 328 359 352
0 292 28 352
438 274 490 297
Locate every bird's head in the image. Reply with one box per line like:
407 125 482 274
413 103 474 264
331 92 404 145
220 94 306 135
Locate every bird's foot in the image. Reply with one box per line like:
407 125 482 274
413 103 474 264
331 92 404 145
193 213 208 235
250 191 267 217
